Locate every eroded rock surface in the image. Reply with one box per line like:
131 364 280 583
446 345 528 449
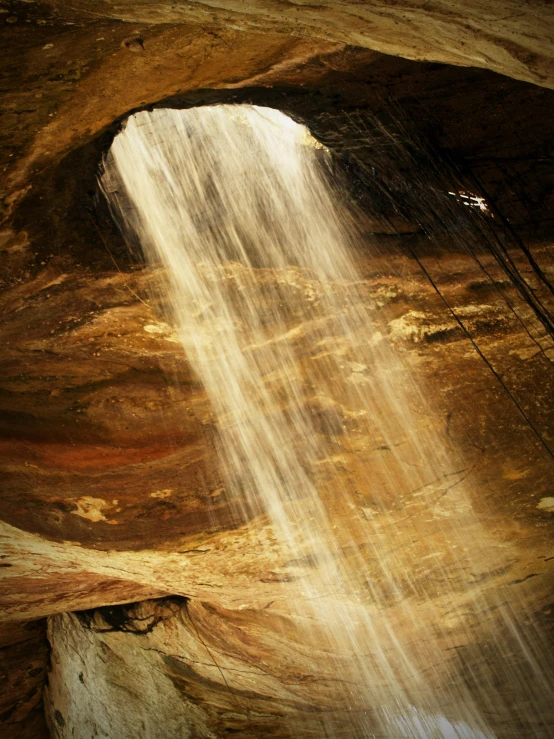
3 233 554 735
45 591 554 737
2 2 554 736
33 0 554 88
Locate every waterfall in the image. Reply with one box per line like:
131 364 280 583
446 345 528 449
101 104 543 737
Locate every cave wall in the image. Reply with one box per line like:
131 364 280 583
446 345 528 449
25 0 554 88
0 620 49 738
2 2 554 737
44 594 554 738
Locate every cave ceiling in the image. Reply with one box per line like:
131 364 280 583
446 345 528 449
1 2 554 737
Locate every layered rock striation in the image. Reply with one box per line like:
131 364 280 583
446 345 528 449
2 2 554 737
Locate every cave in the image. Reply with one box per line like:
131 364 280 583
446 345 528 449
2 2 554 738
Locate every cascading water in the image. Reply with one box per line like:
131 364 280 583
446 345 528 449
101 105 550 737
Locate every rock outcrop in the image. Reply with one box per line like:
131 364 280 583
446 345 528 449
33 0 554 88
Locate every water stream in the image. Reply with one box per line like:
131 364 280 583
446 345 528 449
101 105 549 737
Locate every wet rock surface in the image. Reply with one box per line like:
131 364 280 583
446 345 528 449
45 591 554 738
1 2 554 736
3 233 554 736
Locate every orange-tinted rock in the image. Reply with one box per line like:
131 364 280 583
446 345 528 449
2 3 554 736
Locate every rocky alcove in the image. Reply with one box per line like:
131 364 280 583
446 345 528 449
2 2 554 737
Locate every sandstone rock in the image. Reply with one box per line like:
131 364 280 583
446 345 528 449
37 1 554 88
2 3 554 735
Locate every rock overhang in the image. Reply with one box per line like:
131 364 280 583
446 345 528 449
2 4 554 737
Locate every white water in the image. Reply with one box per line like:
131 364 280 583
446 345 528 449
101 105 548 737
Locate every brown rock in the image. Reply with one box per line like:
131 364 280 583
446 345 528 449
1 2 554 736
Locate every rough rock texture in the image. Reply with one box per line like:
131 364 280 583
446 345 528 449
2 2 554 736
45 588 554 738
0 7 343 218
4 229 554 735
45 603 215 739
32 0 554 88
0 620 49 738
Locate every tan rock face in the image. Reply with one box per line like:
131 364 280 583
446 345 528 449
45 592 554 737
36 0 554 88
3 232 554 735
2 3 554 736
0 18 342 217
